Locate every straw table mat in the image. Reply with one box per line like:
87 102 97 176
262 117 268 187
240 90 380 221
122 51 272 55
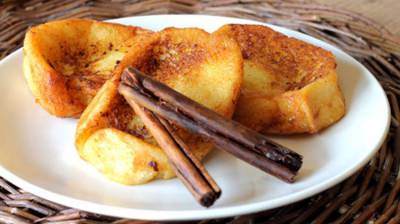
1 0 400 223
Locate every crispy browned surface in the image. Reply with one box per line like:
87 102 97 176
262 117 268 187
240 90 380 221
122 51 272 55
23 19 151 117
214 24 345 134
75 28 243 184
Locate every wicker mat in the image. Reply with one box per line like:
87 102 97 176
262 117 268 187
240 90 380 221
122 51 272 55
1 0 400 223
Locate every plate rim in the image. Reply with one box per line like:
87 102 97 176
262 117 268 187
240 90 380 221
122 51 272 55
0 14 391 220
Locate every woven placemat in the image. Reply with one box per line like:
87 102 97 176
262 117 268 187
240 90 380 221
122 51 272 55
1 0 400 223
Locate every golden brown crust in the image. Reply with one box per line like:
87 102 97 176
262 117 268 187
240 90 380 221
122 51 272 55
214 24 345 134
75 28 243 184
23 19 152 117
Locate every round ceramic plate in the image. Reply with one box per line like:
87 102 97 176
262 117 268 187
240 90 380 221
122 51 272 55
0 15 390 220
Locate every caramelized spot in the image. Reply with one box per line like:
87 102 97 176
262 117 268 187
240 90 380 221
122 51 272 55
107 95 134 133
148 161 158 171
229 24 335 89
107 95 152 141
138 35 207 82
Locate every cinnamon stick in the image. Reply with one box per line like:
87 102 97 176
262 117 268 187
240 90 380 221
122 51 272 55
119 84 221 207
119 67 303 182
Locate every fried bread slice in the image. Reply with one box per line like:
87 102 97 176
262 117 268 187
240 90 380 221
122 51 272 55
214 24 345 134
75 28 243 184
23 19 151 117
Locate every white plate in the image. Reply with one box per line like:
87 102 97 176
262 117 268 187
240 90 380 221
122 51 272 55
0 15 390 220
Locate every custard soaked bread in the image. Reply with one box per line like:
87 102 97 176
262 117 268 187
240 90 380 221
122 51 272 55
23 19 151 117
75 28 243 184
214 24 345 134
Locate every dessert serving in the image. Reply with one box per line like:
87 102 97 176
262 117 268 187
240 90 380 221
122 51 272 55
75 28 243 186
214 24 345 134
22 18 346 207
23 19 151 117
